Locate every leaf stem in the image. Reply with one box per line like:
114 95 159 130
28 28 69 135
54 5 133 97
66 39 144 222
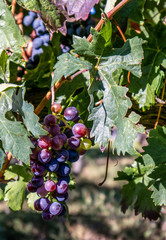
11 0 16 15
98 140 110 186
154 78 166 129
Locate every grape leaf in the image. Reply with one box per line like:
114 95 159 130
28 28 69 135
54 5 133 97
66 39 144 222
0 88 34 163
88 36 144 154
52 53 92 86
4 180 27 211
140 126 166 167
129 23 166 108
121 181 160 220
0 0 25 54
151 181 166 206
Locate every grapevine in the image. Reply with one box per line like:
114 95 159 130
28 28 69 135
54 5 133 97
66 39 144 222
0 0 165 223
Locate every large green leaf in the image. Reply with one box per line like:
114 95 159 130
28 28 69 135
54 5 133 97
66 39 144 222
129 23 166 108
0 89 33 163
88 37 144 154
0 0 25 54
140 126 166 166
4 180 27 211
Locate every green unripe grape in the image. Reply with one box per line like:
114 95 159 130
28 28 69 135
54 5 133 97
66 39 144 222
81 138 92 150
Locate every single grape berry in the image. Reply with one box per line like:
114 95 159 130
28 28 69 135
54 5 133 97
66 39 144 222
64 106 79 121
44 114 57 127
68 137 80 149
37 185 48 197
72 123 88 138
56 149 69 163
68 149 79 163
51 103 62 114
23 15 34 26
38 149 52 164
31 162 46 176
57 163 71 177
45 180 57 192
27 181 37 192
31 176 44 188
47 125 60 136
56 180 68 194
80 138 92 150
40 197 50 211
45 158 59 172
33 37 43 49
38 135 52 149
51 135 64 151
34 199 42 211
49 202 63 215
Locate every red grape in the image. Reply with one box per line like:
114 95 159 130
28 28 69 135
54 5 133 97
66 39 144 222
72 123 88 138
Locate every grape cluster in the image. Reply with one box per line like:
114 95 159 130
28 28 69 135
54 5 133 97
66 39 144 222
60 14 96 53
23 11 50 69
27 103 92 221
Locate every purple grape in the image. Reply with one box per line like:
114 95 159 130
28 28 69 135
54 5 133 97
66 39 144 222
31 176 44 188
58 163 71 177
64 106 79 121
40 197 50 211
33 37 43 49
57 175 70 183
51 135 64 151
34 199 42 211
47 125 60 136
38 135 52 149
68 149 79 162
32 19 43 29
72 123 88 138
56 180 68 194
68 137 80 149
56 150 69 163
57 133 67 144
45 158 59 172
64 128 73 138
36 24 46 35
44 114 57 127
31 162 46 176
37 185 48 197
49 202 63 215
42 210 54 221
45 180 57 192
38 149 52 164
54 192 68 202
27 181 37 192
23 15 34 26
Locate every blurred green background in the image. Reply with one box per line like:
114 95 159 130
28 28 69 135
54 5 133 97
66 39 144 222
0 146 166 240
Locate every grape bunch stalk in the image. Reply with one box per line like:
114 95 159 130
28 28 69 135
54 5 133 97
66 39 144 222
27 103 92 221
